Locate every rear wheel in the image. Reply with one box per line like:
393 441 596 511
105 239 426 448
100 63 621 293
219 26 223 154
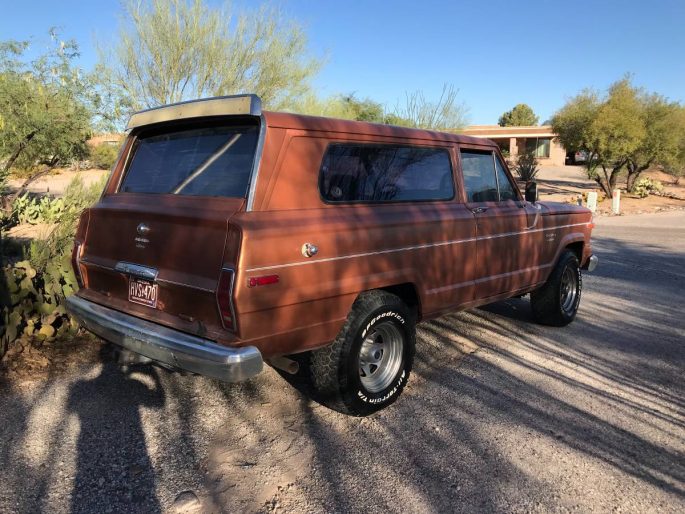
308 290 415 416
531 250 582 326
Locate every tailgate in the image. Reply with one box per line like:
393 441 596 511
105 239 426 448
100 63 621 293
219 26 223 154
77 118 259 337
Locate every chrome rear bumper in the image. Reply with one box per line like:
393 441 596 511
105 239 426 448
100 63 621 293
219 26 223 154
65 295 262 382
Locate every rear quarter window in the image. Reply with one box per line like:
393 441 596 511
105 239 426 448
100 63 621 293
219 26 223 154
120 123 259 197
319 144 454 203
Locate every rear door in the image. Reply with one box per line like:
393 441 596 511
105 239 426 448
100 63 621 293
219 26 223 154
79 118 260 337
459 147 540 299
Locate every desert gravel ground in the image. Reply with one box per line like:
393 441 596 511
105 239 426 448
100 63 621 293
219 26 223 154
1 211 684 513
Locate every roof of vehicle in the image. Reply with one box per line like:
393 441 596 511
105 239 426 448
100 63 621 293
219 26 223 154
126 94 494 147
263 111 493 146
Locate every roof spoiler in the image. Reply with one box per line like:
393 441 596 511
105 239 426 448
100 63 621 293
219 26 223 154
126 94 262 130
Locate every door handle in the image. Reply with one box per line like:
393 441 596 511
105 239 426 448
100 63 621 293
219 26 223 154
471 207 489 214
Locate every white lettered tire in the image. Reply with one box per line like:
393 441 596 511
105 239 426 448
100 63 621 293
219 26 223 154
308 290 415 416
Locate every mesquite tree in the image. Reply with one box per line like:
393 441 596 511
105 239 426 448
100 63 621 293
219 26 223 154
552 78 685 196
0 33 92 182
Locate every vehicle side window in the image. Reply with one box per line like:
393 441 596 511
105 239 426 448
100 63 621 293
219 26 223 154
460 150 499 202
319 144 454 203
494 156 519 201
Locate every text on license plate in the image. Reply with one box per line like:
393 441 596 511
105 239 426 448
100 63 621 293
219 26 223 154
128 279 158 308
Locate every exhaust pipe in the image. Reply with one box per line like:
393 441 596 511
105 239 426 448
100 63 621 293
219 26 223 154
267 355 299 375
115 348 153 366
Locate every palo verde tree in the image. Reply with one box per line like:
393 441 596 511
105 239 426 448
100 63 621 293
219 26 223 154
393 84 469 130
98 0 321 122
0 32 92 186
552 78 685 196
498 103 539 126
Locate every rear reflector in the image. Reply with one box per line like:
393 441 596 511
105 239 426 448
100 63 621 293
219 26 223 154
216 268 237 331
247 275 279 288
71 242 85 288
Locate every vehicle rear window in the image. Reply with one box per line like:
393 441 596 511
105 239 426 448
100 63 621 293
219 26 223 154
120 124 259 197
319 144 454 203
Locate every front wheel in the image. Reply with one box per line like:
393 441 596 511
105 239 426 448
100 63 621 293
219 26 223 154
530 250 582 326
308 290 415 416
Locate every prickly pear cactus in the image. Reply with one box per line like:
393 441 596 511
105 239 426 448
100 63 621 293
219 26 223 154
0 255 78 359
11 194 69 225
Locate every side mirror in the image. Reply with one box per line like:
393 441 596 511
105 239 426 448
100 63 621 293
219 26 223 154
525 181 538 203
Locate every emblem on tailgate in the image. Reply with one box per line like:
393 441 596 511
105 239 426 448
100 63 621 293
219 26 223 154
137 223 151 235
136 223 150 248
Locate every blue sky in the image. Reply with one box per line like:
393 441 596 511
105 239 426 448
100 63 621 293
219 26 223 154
1 0 684 124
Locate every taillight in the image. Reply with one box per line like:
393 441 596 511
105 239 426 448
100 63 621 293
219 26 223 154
216 267 236 331
71 242 85 288
71 209 90 289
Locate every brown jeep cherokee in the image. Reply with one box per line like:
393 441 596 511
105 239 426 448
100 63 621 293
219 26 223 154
66 94 598 415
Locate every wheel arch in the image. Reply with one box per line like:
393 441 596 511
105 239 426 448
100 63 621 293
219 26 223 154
565 240 585 261
376 282 422 322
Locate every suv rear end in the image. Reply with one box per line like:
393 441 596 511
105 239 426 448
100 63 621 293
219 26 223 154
66 95 265 381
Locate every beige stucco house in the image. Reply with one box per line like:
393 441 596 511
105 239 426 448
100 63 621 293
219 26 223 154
458 125 566 166
87 133 124 148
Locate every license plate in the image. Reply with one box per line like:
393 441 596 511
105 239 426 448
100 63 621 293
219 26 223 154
128 278 158 308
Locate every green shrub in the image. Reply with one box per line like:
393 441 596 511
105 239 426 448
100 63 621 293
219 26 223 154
28 175 106 271
0 258 79 359
513 151 540 182
90 144 120 170
0 176 105 359
11 194 67 225
633 177 664 198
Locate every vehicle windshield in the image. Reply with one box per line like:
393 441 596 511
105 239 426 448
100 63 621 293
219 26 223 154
119 123 259 197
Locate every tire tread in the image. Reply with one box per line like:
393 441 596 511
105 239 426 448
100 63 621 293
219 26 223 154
309 290 413 415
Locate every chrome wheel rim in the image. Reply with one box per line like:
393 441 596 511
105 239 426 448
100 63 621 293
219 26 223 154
560 266 578 314
358 321 404 393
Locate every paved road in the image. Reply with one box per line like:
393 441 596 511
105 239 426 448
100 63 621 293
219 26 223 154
1 211 684 513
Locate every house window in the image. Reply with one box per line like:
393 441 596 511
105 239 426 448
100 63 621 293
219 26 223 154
525 137 551 158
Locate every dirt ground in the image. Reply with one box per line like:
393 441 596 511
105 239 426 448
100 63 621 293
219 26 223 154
534 165 685 216
6 168 109 197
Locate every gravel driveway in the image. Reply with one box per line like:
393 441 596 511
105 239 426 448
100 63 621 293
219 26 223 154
1 211 683 513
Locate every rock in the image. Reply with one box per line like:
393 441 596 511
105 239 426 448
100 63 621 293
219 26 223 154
171 491 203 514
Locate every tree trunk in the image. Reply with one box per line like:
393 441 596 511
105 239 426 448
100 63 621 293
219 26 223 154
1 131 37 175
593 164 613 197
14 163 60 197
626 163 650 192
626 173 636 192
609 166 621 194
0 163 59 216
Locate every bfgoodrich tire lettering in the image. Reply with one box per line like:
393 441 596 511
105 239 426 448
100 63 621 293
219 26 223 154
309 290 415 416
